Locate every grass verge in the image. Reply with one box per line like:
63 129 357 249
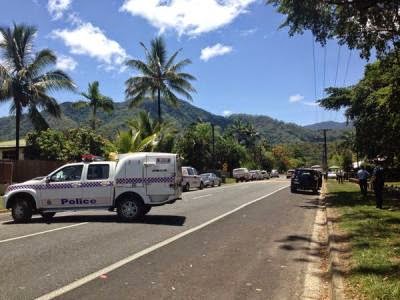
0 196 4 210
224 177 237 185
327 181 400 300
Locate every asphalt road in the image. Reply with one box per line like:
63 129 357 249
0 178 320 300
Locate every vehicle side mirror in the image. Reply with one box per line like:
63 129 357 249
45 176 51 184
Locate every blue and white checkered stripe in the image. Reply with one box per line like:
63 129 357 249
6 177 173 192
116 177 175 185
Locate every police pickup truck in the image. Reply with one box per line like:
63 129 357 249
3 153 182 223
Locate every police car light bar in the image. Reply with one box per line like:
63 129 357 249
81 154 105 162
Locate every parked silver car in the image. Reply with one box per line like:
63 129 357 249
200 173 222 187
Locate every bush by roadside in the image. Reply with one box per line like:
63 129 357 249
327 181 400 300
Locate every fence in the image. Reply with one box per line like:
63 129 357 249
0 161 13 184
0 160 65 183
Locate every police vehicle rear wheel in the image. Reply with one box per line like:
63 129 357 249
200 182 204 190
117 196 144 222
41 212 56 220
12 199 33 223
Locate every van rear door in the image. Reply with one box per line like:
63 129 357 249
145 154 176 195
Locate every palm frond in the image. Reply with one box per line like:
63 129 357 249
33 70 76 92
27 105 49 131
151 36 167 67
170 58 192 72
98 96 114 113
126 59 156 77
164 48 182 70
27 49 57 77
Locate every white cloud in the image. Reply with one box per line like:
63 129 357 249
222 110 233 117
56 54 77 71
48 0 72 20
200 43 233 61
239 27 257 36
120 0 257 36
52 22 128 71
289 94 305 103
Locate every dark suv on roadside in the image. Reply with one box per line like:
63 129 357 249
291 168 321 194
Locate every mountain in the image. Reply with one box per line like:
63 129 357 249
304 121 352 131
0 100 350 144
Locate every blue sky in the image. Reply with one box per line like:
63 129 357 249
0 0 371 125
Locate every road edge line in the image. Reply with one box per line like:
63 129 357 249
36 185 289 300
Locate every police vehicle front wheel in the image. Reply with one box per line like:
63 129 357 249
117 196 144 222
143 205 151 215
12 198 33 223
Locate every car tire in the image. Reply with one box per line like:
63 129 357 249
184 183 190 192
143 205 151 215
291 187 297 193
12 198 33 223
199 182 204 190
40 212 56 221
117 195 144 222
218 181 221 186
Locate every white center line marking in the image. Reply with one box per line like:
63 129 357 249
192 194 212 199
35 185 289 300
0 222 88 244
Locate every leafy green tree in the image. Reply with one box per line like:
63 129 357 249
125 36 196 122
0 24 75 159
74 81 113 130
319 56 400 163
267 0 400 59
25 128 111 161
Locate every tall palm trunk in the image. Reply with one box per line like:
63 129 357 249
157 89 161 123
15 102 21 161
92 105 97 130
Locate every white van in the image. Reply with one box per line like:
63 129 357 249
232 168 251 182
3 153 182 222
181 166 204 191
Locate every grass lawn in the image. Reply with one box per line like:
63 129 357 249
327 181 400 300
224 177 237 185
0 196 4 210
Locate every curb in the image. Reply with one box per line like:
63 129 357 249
322 181 344 300
0 209 9 214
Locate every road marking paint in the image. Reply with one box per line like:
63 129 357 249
0 223 88 244
36 185 289 300
192 194 212 200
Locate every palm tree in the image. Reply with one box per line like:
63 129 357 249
74 81 114 130
125 36 196 123
0 23 75 160
115 129 157 153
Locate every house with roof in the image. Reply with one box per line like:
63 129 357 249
0 139 26 160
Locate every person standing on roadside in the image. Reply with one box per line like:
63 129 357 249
357 166 369 196
372 160 385 209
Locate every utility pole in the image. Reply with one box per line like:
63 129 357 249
322 129 329 174
211 123 215 171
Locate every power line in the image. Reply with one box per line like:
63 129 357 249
334 45 342 87
343 50 352 86
312 36 318 123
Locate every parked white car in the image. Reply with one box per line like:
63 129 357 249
270 169 280 178
232 168 251 182
182 166 204 191
261 170 270 179
3 153 182 223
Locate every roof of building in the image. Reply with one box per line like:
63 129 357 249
0 139 27 148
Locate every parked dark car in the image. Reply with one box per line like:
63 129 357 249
200 173 222 187
291 168 320 194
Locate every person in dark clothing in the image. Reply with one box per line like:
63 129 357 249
372 161 385 209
